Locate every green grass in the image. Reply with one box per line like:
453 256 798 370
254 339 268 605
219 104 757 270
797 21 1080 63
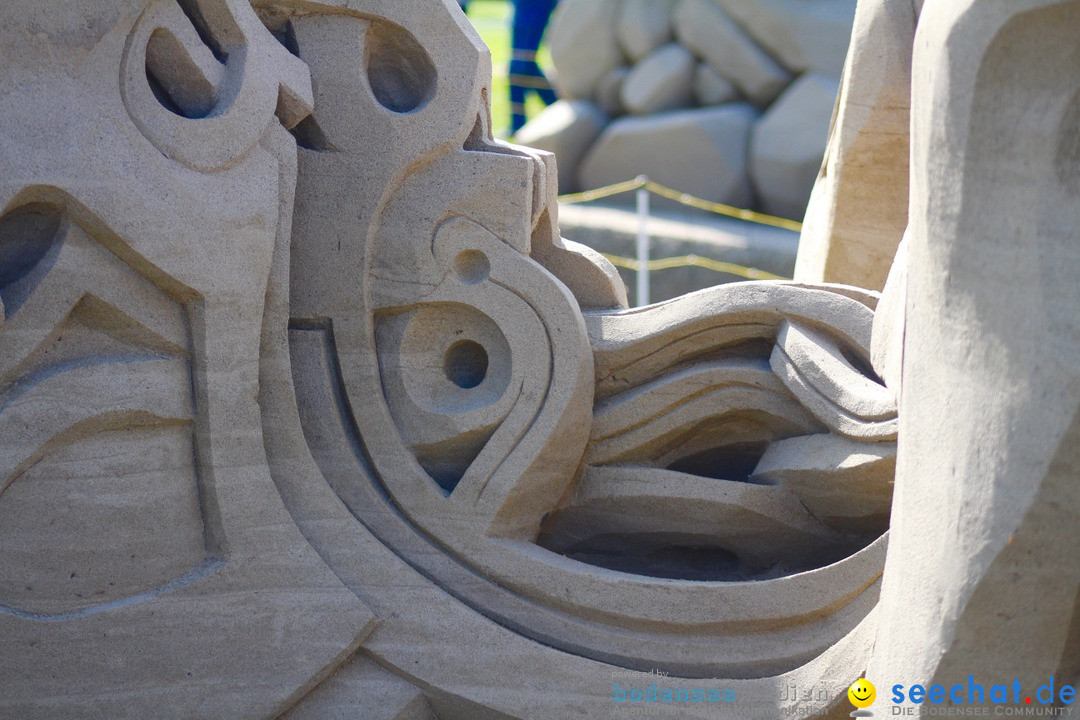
464 0 554 139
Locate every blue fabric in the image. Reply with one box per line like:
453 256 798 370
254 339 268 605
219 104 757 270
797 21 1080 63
509 0 559 133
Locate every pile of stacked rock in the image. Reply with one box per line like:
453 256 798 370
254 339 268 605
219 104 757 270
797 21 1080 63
515 0 855 220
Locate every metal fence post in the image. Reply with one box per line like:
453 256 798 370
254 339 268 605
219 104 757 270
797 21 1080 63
635 175 650 307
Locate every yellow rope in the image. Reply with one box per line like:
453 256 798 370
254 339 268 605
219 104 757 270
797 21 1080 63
601 253 788 281
557 177 803 233
642 181 802 232
557 177 648 204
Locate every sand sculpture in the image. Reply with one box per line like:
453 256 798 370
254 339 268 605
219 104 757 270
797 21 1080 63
793 0 915 290
0 0 1075 718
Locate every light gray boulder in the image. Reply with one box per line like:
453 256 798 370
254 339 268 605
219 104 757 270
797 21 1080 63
616 0 675 61
620 43 696 115
578 103 758 208
595 66 629 116
548 0 624 100
693 62 739 105
514 100 609 194
673 0 791 105
749 73 839 220
715 0 857 77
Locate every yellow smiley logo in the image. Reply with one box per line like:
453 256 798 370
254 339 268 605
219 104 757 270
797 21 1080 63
848 679 876 708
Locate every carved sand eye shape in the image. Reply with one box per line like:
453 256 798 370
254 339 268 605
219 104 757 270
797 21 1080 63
443 340 488 389
453 250 489 284
365 20 437 114
143 2 226 119
0 202 62 305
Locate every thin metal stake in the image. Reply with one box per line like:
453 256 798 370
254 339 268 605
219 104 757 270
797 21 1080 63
635 175 650 307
